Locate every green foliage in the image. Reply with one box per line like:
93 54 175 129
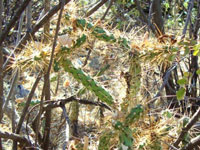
114 121 134 150
98 131 114 150
92 27 116 42
113 105 144 149
73 18 130 48
162 110 173 118
148 140 162 150
177 78 187 86
61 46 71 53
118 37 130 49
125 104 143 126
176 87 186 100
18 99 40 107
196 69 200 75
193 44 200 56
73 34 87 48
53 60 60 72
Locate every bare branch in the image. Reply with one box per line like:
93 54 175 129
43 97 112 111
0 0 31 46
0 69 19 121
85 0 109 17
182 0 195 39
101 0 115 20
16 72 42 134
15 0 71 51
173 107 200 148
0 130 31 146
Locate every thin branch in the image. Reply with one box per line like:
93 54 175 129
85 0 109 17
60 104 70 149
134 0 156 35
55 73 60 95
83 48 91 67
27 96 112 119
43 97 112 111
0 69 19 122
147 0 153 32
173 107 200 148
34 80 46 146
0 0 31 46
26 1 32 32
15 72 42 134
16 12 25 45
15 0 71 51
193 0 200 39
101 0 115 20
182 0 195 39
43 0 65 148
0 130 31 146
2 0 71 73
160 140 179 150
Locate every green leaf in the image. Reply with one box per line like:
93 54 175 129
190 40 197 46
184 47 190 55
183 72 189 77
182 117 189 127
183 2 188 9
196 69 200 75
193 49 199 56
177 78 187 86
98 131 113 150
118 37 130 49
176 87 185 100
123 135 133 147
87 23 93 29
193 44 200 56
168 54 176 61
162 110 172 118
171 47 178 52
19 99 40 107
164 2 169 10
73 34 87 48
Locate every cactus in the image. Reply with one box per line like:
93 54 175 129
62 58 113 105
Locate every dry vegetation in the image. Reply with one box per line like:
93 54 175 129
1 1 200 150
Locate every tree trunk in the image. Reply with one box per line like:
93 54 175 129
152 0 164 36
26 1 32 32
0 0 3 122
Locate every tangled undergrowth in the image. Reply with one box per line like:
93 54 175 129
2 1 200 150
